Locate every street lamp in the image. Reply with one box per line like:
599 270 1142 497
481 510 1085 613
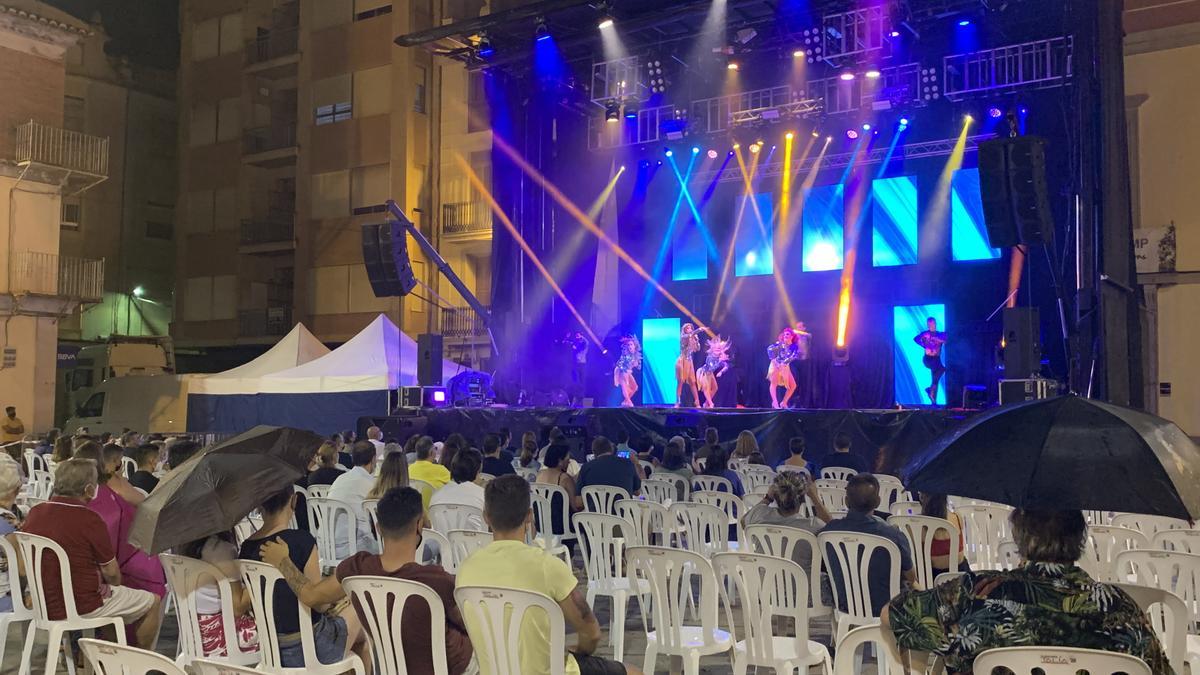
132 285 145 298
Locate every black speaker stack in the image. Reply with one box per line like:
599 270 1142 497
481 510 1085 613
977 135 1055 249
361 222 418 298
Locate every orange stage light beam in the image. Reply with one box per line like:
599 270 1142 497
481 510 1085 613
1007 245 1026 308
834 137 873 349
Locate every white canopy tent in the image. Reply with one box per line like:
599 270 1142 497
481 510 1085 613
188 323 330 395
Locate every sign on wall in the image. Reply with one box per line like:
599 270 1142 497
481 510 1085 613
1133 223 1177 274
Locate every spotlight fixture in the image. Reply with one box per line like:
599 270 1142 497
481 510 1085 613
889 30 901 37
899 117 910 126
846 129 859 140
792 49 805 57
624 100 638 119
811 130 820 137
785 131 794 140
477 35 495 59
865 69 881 79
1019 106 1029 115
987 106 1003 119
534 18 551 41
749 143 760 154
707 149 718 159
692 146 700 154
957 18 971 26
732 142 740 149
597 14 614 29
965 113 974 122
604 100 620 123
839 71 856 81
646 59 667 94
862 123 872 131
727 61 739 71
665 149 673 157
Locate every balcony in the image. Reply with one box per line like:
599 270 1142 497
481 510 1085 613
242 123 297 167
13 121 109 193
239 306 292 338
245 26 299 78
240 219 295 253
7 252 103 302
442 201 492 238
441 305 490 340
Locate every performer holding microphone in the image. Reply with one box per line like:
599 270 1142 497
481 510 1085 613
766 328 800 409
913 317 947 404
675 323 701 408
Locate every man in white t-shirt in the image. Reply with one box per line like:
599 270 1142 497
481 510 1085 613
366 425 386 455
429 448 485 531
328 441 379 555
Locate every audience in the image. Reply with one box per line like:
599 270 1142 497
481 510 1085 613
497 427 516 463
368 453 409 499
883 509 1169 674
402 434 420 464
33 428 58 457
779 436 813 477
129 444 161 493
409 436 451 490
536 443 583 513
261 487 473 674
733 429 759 460
538 427 566 462
20 458 162 648
330 432 352 469
743 471 830 573
50 434 74 463
456 475 643 675
918 492 968 575
480 433 516 477
328 441 379 556
695 426 720 460
576 436 641 496
817 432 870 475
365 426 385 455
656 437 694 501
819 473 914 615
516 431 542 471
166 438 202 472
308 441 346 486
698 447 744 497
241 487 359 666
429 449 487 531
179 530 258 657
0 455 21 613
440 433 468 471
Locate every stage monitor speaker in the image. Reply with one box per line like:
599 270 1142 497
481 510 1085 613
1002 307 1041 379
977 135 1055 248
361 222 418 298
417 333 443 386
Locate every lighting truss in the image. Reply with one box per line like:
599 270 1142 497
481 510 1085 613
590 55 643 105
587 103 679 150
730 97 824 126
819 4 893 60
943 36 1073 99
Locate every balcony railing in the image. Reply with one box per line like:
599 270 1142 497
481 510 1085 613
246 26 299 65
442 201 492 236
240 219 294 246
243 123 297 155
14 120 109 177
9 252 104 301
441 305 490 339
239 307 292 337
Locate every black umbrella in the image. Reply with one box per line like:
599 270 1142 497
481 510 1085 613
903 394 1200 520
130 425 323 554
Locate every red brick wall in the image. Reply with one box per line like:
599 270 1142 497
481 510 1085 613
0 45 65 161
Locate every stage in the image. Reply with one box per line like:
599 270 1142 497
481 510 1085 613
366 406 972 474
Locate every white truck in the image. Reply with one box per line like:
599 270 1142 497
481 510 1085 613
64 336 175 421
63 374 193 435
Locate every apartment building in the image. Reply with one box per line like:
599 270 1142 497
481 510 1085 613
175 0 496 365
0 0 107 432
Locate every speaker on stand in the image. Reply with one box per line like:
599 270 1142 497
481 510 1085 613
418 333 443 387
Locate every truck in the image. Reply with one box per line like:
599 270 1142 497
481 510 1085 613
61 336 175 425
63 374 192 436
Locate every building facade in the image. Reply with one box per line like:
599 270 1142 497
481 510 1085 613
174 0 495 366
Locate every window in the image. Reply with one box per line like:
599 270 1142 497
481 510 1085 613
467 71 488 132
145 221 173 240
313 74 352 125
61 198 81 231
353 66 391 118
189 102 216 146
192 13 242 60
64 96 85 132
213 187 238 231
216 97 240 142
351 164 390 214
184 275 236 321
354 0 392 21
78 392 105 419
311 170 350 218
218 13 242 56
414 66 427 114
312 0 351 29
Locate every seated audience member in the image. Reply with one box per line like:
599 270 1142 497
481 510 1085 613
819 473 914 615
369 453 409 499
241 487 360 666
308 442 346 486
695 427 720 460
817 432 870 475
180 530 258 657
746 451 769 466
480 433 516 477
402 435 420 464
20 458 162 647
430 449 487 530
497 427 517 464
884 509 1170 675
34 428 59 457
538 427 567 463
50 434 74 463
260 487 473 674
129 444 161 493
0 455 22 613
516 431 542 472
328 441 379 556
328 433 352 470
440 433 468 472
409 435 451 491
576 436 642 496
733 430 760 460
698 447 744 497
743 471 831 573
656 438 694 501
166 438 202 471
779 437 813 477
536 444 583 513
456 476 644 675
365 426 386 455
918 492 968 575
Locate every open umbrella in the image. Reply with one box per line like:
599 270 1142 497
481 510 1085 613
129 425 323 554
903 394 1200 520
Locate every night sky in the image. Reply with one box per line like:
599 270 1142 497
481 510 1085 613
46 0 179 70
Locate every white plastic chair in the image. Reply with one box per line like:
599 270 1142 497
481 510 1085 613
891 515 961 590
1116 582 1190 675
714 552 831 675
693 475 733 493
670 501 729 556
817 486 848 512
814 478 848 490
1154 529 1200 554
832 624 904 675
79 637 187 675
957 504 1012 570
455 585 568 675
656 473 692 502
408 479 434 502
626 546 733 675
193 658 273 674
1112 513 1190 537
515 467 538 483
581 485 631 515
744 524 828 619
429 503 485 534
159 553 259 668
237 559 365 674
477 472 497 485
575 512 648 662
873 474 904 507
24 449 47 475
15 532 127 675
447 529 493 569
1080 525 1150 582
362 498 381 547
531 482 577 549
973 646 1152 675
342 575 454 675
738 466 776 493
691 489 745 545
890 500 922 516
641 478 678 504
307 496 359 568
616 498 672 547
1085 509 1114 525
28 469 53 500
0 534 34 663
417 528 452 569
121 455 138 478
820 467 856 481
1116 550 1200 624
997 539 1022 570
818 531 902 643
306 484 330 499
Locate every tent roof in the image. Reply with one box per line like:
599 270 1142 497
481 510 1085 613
189 324 329 394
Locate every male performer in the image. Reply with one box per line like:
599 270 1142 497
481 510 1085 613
790 321 813 408
913 317 947 404
561 330 588 406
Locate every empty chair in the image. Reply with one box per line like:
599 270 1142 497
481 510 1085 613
641 477 683 504
626 546 733 675
831 624 904 675
455 585 568 675
78 638 188 675
814 478 848 490
581 485 631 515
957 504 1012 570
447 529 493 569
1080 525 1149 582
890 500 922 517
192 659 272 674
973 647 1152 675
744 524 827 619
714 552 831 675
873 474 905 507
1084 509 1113 525
417 528 452 569
0 534 33 664
817 486 847 512
670 501 729 556
616 499 672 547
693 475 733 494
821 467 856 482
738 466 776 493
891 515 961 590
1153 529 1200 553
574 513 647 662
1116 582 1190 675
818 531 902 642
159 553 258 668
428 503 485 535
1111 513 1190 538
343 575 467 675
1116 550 1200 622
307 497 359 569
691 489 745 530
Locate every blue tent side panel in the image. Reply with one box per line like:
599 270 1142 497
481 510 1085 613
187 394 261 434
255 391 390 436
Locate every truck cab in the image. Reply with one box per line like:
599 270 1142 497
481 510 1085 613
64 336 175 422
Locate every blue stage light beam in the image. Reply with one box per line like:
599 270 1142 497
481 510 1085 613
894 304 946 405
641 317 681 405
951 168 1001 260
801 184 845 271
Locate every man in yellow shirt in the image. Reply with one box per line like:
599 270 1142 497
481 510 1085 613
2 407 25 446
407 435 450 494
456 475 643 675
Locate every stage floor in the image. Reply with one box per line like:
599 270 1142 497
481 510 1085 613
369 406 972 474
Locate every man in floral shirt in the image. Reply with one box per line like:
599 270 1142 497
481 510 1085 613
883 509 1170 674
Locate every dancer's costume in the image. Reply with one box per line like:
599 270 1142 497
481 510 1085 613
766 341 799 386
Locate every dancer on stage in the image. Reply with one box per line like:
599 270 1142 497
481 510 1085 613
696 335 731 409
766 328 800 409
675 323 701 408
613 334 643 407
913 317 947 404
